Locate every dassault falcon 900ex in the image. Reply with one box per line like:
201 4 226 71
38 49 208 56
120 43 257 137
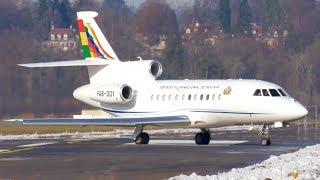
16 11 308 146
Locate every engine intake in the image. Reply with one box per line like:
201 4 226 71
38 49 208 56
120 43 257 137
149 61 162 78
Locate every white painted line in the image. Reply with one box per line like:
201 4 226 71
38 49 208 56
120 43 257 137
124 140 247 146
0 157 32 161
18 142 58 148
0 150 9 152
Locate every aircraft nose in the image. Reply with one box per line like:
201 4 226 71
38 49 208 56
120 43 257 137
73 88 81 99
294 104 308 119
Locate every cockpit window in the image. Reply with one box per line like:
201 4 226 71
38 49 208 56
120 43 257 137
253 89 262 96
269 89 281 97
262 89 270 96
278 89 287 96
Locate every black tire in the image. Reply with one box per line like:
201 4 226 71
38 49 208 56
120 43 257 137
195 133 203 145
261 138 271 146
202 133 211 145
141 132 150 144
134 133 143 144
195 133 211 145
134 132 150 145
266 138 271 146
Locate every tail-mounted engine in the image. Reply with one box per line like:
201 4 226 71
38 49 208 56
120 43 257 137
149 61 162 78
88 84 133 104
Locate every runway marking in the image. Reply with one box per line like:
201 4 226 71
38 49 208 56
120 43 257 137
66 138 100 144
18 142 58 148
0 150 9 152
124 140 248 146
0 147 33 155
66 137 115 144
0 157 32 161
67 140 85 144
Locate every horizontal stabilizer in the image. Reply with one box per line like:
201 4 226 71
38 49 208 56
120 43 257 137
19 116 190 126
18 58 110 68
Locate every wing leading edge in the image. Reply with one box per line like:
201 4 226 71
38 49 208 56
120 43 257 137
20 116 190 126
18 58 110 68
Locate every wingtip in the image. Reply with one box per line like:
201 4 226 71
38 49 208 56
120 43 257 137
4 119 23 122
17 64 30 67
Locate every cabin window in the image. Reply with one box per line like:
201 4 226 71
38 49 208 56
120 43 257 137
218 94 222 100
206 94 209 100
168 94 172 101
200 94 204 100
182 94 186 101
262 89 270 96
156 95 160 101
212 94 215 101
162 95 166 101
151 95 154 101
278 89 287 96
194 94 197 101
188 94 192 101
175 94 179 101
253 89 262 96
269 89 280 97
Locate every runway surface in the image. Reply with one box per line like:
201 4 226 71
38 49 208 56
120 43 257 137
0 124 319 180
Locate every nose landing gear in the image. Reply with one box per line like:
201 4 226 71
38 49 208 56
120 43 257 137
259 124 271 146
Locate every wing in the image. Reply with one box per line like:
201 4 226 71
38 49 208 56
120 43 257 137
18 58 110 68
17 115 190 127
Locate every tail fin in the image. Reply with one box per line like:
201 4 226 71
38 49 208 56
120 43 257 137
77 11 119 61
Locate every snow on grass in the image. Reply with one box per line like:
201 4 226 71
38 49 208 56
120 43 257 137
170 144 320 180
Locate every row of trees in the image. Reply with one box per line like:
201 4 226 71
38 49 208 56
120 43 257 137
1 0 320 118
186 0 283 33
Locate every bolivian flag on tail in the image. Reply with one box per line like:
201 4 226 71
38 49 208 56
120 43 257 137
77 19 114 59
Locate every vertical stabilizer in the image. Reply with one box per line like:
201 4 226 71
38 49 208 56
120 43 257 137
77 11 119 61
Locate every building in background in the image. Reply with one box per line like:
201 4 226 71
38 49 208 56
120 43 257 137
42 26 78 52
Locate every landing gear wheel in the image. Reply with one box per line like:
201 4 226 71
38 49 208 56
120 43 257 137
134 132 150 144
259 124 271 146
261 138 271 146
202 133 211 145
195 133 203 145
195 132 211 145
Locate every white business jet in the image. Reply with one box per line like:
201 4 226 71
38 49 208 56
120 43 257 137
17 11 308 146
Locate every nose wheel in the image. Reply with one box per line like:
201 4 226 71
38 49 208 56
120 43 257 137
259 124 271 146
195 128 211 145
261 137 271 146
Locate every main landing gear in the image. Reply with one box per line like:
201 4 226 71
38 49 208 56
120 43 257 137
195 128 211 145
133 125 149 145
259 124 271 146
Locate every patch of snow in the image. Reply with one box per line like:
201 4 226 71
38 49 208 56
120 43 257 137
0 126 254 140
169 144 320 180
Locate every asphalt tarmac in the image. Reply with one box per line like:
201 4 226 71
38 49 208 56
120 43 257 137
0 123 319 180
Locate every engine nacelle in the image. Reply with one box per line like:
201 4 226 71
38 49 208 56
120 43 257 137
148 60 162 78
88 84 133 104
88 60 163 83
